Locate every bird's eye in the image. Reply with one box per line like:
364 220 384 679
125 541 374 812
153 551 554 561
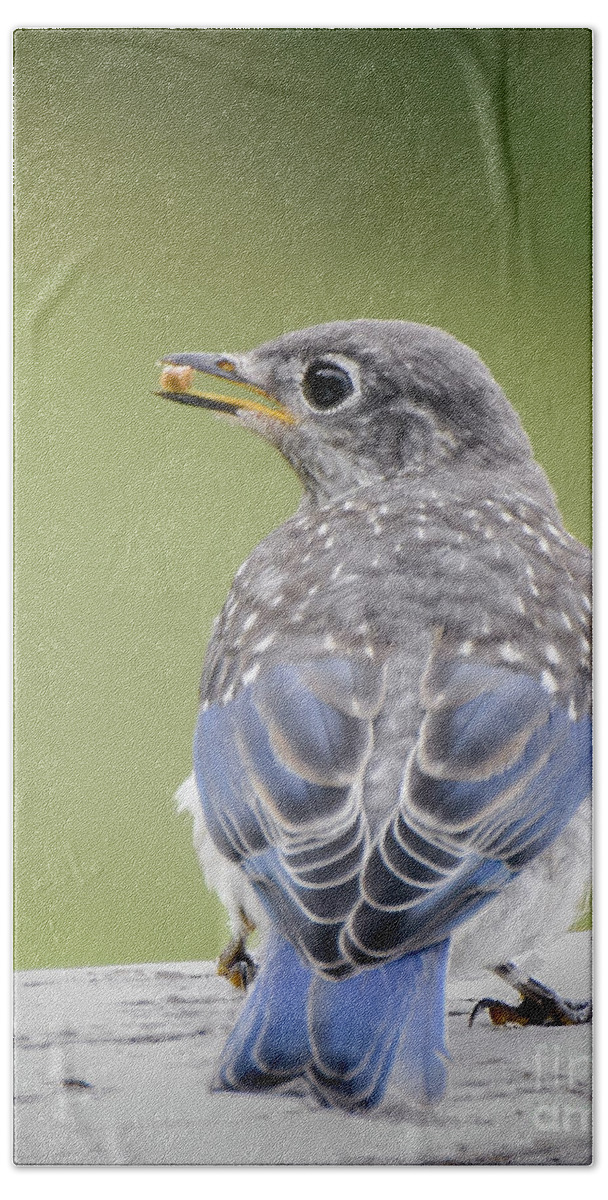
301 360 354 410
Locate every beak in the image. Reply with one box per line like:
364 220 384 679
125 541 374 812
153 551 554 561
155 351 296 426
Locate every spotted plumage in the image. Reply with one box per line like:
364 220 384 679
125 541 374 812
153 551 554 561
161 319 591 1111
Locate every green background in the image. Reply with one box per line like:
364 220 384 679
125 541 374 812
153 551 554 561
14 29 592 970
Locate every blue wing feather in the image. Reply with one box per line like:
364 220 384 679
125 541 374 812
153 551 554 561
194 658 376 973
346 661 591 963
254 664 371 784
194 650 590 1108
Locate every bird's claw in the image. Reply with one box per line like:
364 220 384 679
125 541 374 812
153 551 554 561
469 997 532 1027
468 961 592 1027
217 935 258 991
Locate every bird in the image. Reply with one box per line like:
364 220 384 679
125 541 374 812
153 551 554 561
157 319 591 1112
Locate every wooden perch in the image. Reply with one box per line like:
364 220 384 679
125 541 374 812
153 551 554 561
14 948 591 1165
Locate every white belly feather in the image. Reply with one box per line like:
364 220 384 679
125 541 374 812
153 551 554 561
175 774 269 939
449 795 591 979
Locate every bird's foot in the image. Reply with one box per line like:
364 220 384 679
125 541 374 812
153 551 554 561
217 937 257 989
217 912 258 990
469 961 592 1028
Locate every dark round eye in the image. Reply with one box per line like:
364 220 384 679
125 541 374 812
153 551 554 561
301 360 354 410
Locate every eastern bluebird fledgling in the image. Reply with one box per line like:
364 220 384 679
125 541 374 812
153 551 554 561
159 320 591 1110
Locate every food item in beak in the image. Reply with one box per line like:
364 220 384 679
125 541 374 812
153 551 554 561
159 364 195 393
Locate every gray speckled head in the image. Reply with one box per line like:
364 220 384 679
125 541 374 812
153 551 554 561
162 319 535 503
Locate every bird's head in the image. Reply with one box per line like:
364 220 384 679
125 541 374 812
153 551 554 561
158 319 532 502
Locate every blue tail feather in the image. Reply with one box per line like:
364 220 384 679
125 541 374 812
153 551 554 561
307 955 414 1108
217 934 311 1090
392 938 451 1104
217 933 450 1111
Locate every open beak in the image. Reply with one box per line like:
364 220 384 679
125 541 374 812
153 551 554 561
155 352 296 426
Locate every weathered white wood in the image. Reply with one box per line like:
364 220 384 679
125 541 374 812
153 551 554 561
14 938 592 1165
